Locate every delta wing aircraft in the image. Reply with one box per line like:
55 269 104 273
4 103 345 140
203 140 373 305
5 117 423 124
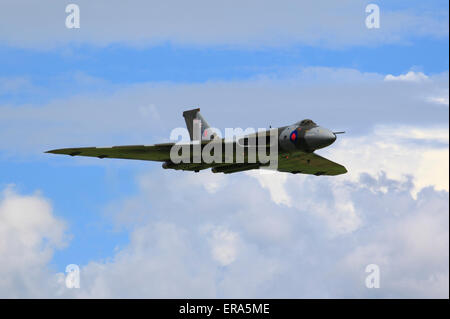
47 108 347 176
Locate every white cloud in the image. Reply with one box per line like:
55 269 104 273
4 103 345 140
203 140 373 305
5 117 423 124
72 222 217 298
203 225 239 266
428 96 449 106
71 171 448 298
337 187 449 298
183 170 228 194
248 171 362 236
322 125 449 197
246 170 291 206
376 125 449 143
0 1 447 49
384 71 429 82
315 186 361 236
0 186 68 298
0 169 448 298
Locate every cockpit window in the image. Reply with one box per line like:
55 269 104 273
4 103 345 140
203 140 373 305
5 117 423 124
298 119 316 126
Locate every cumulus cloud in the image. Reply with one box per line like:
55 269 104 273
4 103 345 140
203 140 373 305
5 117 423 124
0 186 68 298
335 185 449 298
203 225 240 266
0 1 448 49
73 222 218 298
62 169 448 298
384 71 429 82
321 125 449 197
0 167 448 298
246 170 291 206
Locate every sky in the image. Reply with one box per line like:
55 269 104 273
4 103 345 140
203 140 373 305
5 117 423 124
0 0 448 298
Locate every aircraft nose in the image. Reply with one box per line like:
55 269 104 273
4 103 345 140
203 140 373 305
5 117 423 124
304 126 336 150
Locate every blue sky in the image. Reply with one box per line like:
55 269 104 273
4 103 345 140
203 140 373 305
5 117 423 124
0 1 448 298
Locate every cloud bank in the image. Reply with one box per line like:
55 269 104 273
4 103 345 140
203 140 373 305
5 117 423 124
1 168 447 298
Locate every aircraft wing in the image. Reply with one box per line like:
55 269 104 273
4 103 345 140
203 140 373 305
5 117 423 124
276 152 347 176
208 152 346 176
47 144 346 176
46 143 174 162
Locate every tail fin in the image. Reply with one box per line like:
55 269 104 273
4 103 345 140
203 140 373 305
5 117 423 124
182 108 215 141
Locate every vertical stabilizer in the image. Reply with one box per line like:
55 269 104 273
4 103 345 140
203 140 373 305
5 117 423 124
182 108 215 141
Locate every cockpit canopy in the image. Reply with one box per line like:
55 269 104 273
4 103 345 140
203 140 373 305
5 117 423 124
297 119 317 126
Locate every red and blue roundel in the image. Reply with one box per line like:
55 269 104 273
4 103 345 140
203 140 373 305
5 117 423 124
290 130 298 143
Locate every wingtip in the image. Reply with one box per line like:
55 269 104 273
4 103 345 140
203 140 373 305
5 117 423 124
45 149 63 154
45 148 70 155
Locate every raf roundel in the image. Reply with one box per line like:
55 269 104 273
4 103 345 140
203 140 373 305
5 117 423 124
290 130 298 143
